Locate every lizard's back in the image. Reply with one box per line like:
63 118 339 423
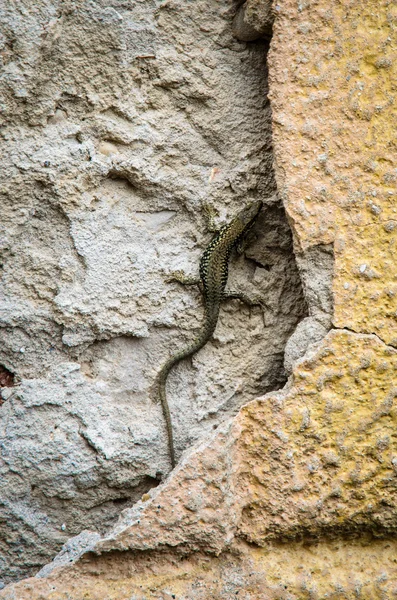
157 200 263 467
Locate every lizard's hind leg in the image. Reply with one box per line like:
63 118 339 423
223 290 267 324
166 271 204 293
223 289 264 307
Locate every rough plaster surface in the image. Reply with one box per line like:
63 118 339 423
233 0 273 42
269 0 397 346
2 0 396 597
0 0 307 585
4 541 397 599
2 329 397 597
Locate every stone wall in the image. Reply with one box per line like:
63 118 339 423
0 0 306 584
0 0 396 596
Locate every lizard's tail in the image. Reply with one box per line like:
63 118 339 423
156 336 213 470
158 364 176 468
156 312 219 469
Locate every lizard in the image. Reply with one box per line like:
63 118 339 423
157 200 263 468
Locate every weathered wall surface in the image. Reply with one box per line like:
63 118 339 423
3 329 397 596
270 0 397 345
1 0 396 597
0 0 307 585
4 540 397 599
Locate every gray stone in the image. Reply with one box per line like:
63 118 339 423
0 0 306 583
284 317 329 374
283 245 334 373
295 244 334 327
233 0 274 42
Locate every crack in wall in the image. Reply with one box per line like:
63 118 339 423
333 326 397 351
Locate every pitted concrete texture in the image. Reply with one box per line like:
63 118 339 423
0 0 306 584
52 331 397 555
3 540 397 599
1 330 397 597
1 0 396 596
269 0 397 346
233 0 274 42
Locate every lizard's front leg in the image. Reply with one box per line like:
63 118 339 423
202 202 220 233
236 230 257 255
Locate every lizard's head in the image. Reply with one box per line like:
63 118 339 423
237 200 263 228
